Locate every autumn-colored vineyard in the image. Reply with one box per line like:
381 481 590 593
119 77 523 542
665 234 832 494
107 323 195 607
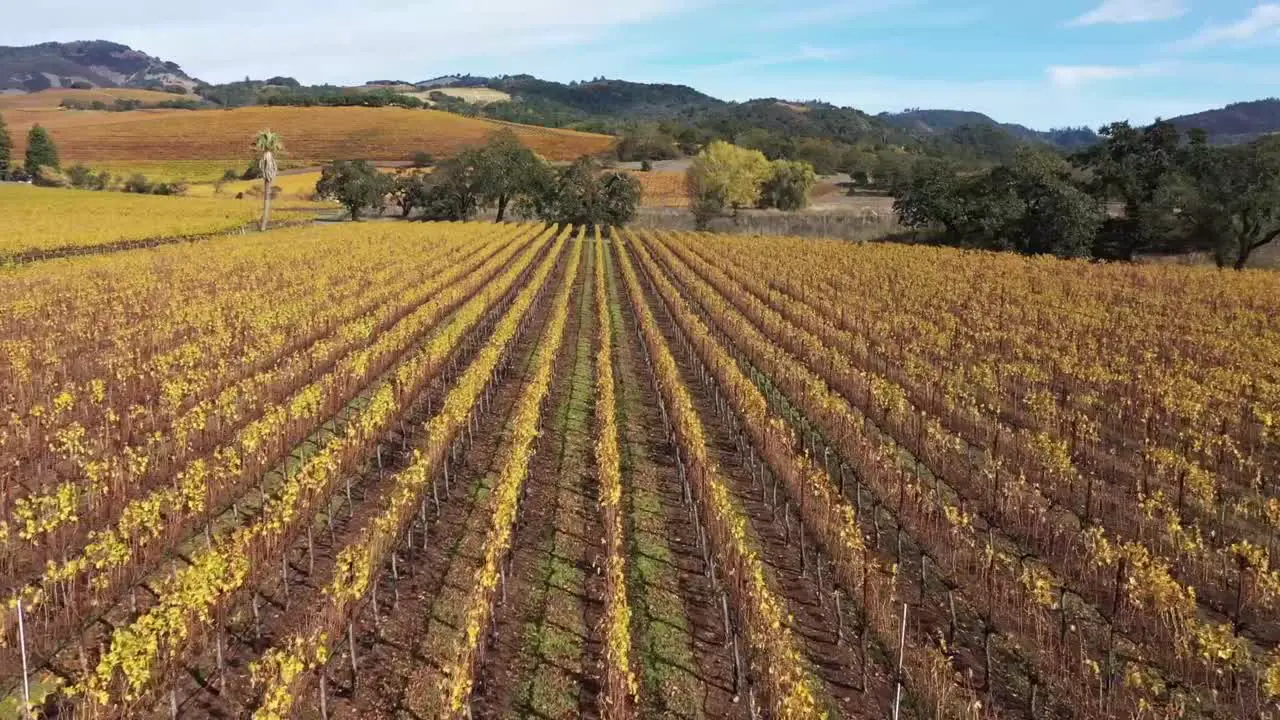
1 90 613 164
0 185 315 258
2 221 1279 719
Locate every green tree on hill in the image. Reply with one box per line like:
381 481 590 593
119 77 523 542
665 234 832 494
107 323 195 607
759 159 817 211
254 129 285 230
1181 135 1280 269
470 129 544 221
520 157 641 228
316 160 393 221
685 140 771 229
25 124 59 173
0 113 12 179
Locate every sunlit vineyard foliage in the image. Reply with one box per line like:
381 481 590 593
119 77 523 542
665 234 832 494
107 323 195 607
1 220 1278 719
0 185 312 257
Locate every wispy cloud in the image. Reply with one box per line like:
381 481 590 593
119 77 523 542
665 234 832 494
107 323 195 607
10 0 708 84
1046 63 1167 88
762 0 916 29
1180 3 1280 49
692 45 858 73
1067 0 1186 26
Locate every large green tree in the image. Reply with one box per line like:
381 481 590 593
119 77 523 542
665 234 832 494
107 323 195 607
1182 135 1280 269
1073 120 1183 260
253 130 284 230
25 124 59 173
407 157 482 221
758 159 817 211
994 148 1102 257
892 149 1101 258
0 113 11 179
891 160 970 236
686 140 771 228
315 160 393 221
471 129 544 221
523 157 641 228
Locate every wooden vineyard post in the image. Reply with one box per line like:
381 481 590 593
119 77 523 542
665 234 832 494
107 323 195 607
320 670 330 720
348 621 359 693
893 602 908 720
17 597 31 720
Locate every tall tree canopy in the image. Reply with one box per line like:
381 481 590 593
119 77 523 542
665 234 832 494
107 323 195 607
469 129 544 222
1181 135 1280 269
521 157 641 228
1073 120 1183 260
24 124 59 172
0 113 12 179
316 160 393 221
253 129 284 230
685 140 771 228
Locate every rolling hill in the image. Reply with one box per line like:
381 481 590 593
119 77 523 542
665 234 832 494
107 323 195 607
0 90 614 165
0 40 198 94
878 109 1101 150
1165 99 1280 145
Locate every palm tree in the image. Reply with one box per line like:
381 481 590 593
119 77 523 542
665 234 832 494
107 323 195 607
254 130 284 231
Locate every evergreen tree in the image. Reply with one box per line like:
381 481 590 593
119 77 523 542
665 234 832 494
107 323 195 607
25 125 60 172
0 113 12 179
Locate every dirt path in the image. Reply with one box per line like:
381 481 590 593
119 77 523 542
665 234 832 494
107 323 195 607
607 240 746 719
470 237 601 719
628 239 894 718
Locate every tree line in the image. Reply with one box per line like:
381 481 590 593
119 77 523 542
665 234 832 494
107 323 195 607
890 121 1280 269
312 129 643 227
682 141 819 228
0 118 189 194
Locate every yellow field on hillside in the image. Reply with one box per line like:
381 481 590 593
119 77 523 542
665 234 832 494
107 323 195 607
186 171 340 205
0 88 179 111
410 87 513 104
79 160 246 183
0 184 314 257
3 98 614 164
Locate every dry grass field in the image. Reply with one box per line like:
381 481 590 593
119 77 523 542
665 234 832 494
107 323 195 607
408 87 513 104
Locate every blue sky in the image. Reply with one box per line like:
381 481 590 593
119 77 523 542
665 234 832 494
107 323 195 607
8 0 1280 129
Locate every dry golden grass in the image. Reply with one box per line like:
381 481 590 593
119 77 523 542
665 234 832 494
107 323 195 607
0 184 314 257
0 88 180 111
80 160 246 183
5 104 614 163
186 171 340 206
410 87 512 104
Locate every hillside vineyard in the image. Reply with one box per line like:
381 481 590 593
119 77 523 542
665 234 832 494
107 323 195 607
1 225 1279 719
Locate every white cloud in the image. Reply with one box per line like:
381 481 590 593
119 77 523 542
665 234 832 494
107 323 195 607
1181 3 1280 49
1046 63 1166 88
762 0 916 28
3 0 705 84
1068 0 1186 26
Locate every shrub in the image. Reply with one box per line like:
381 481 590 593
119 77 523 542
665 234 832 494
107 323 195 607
123 174 154 194
66 164 95 189
32 167 69 188
759 160 817 211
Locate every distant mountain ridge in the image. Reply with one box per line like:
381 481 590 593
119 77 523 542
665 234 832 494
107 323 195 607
877 109 1101 150
0 41 199 94
5 41 1280 153
1164 99 1280 145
